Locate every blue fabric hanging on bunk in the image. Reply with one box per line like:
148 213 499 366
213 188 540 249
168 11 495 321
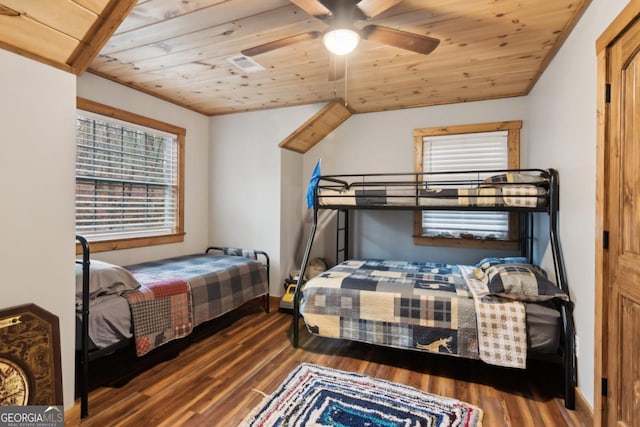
307 160 321 209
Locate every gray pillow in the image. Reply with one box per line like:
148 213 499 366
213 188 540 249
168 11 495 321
75 260 141 306
484 263 568 302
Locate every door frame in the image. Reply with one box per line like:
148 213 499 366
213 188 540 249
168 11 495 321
595 2 640 426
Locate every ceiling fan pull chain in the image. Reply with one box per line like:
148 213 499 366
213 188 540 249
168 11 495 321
335 55 338 98
344 54 349 107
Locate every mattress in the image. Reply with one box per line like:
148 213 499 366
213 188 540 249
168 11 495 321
77 253 268 351
525 301 561 354
316 171 550 209
75 294 131 350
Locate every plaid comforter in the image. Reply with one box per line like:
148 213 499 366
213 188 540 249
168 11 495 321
462 263 569 369
125 254 268 355
299 259 480 359
124 279 193 356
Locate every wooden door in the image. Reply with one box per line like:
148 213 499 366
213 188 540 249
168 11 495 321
604 15 640 427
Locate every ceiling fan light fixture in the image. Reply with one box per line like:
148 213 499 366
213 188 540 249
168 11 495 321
323 28 360 55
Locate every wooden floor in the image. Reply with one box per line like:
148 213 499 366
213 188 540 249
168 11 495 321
65 299 589 426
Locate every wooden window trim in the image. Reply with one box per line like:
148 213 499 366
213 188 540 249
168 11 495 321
75 97 186 254
412 120 522 249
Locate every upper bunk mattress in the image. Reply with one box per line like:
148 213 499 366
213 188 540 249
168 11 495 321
316 172 550 209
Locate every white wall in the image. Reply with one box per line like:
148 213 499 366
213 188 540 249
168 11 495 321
0 50 77 408
527 0 628 409
77 73 211 266
280 148 304 282
302 97 529 266
209 104 323 294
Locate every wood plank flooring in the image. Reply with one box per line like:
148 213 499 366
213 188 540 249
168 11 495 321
65 299 590 426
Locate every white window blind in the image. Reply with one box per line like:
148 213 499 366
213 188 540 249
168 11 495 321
75 113 179 241
421 131 509 240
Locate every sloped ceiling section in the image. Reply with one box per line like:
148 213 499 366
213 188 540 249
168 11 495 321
0 0 136 74
280 101 352 153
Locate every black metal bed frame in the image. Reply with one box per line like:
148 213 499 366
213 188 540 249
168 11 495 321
291 168 576 409
74 238 270 419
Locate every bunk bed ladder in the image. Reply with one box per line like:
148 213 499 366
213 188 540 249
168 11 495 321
293 203 318 347
519 212 534 263
336 209 349 263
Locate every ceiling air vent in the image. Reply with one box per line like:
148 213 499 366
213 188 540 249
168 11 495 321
226 54 265 73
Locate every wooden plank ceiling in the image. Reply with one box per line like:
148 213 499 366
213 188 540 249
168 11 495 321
89 0 590 116
0 0 137 74
1 0 590 116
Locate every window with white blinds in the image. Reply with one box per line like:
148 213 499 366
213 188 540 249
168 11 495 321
421 131 509 240
413 120 522 248
75 100 184 250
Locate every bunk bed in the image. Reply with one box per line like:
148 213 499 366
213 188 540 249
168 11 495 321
75 237 270 418
292 168 576 409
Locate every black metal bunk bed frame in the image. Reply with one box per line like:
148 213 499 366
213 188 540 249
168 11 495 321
291 168 576 409
74 237 270 419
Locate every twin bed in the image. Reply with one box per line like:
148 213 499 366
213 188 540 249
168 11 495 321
75 240 269 418
293 168 576 409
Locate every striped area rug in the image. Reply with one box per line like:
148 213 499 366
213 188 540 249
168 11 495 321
241 363 483 426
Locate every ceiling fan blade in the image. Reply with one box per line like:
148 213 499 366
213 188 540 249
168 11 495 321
362 25 439 55
356 0 402 19
0 5 20 16
328 54 345 81
241 32 321 57
289 0 332 18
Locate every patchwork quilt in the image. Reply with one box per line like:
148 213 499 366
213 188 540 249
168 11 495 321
460 266 527 368
300 258 568 369
462 262 569 368
299 259 480 360
124 278 193 356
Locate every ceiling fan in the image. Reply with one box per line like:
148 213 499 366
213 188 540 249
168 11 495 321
240 0 440 81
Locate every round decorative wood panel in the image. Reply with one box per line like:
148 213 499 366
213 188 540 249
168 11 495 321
0 357 30 405
0 304 62 405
